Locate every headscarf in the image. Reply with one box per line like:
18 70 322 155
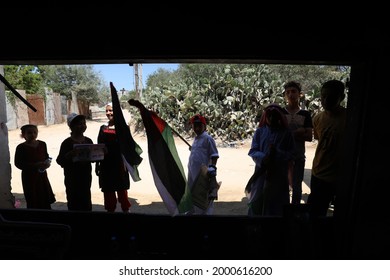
258 103 288 128
190 114 206 125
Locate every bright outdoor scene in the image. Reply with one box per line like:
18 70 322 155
3 63 350 215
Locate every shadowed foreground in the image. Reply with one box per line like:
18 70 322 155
0 206 337 260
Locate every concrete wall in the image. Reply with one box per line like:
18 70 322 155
0 65 15 208
6 90 71 131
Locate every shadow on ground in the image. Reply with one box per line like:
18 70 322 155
12 192 249 215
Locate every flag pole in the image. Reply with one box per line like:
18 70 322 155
128 98 192 150
168 124 192 150
0 73 37 112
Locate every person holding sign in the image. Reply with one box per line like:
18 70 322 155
56 113 94 211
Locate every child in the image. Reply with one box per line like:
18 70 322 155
187 114 219 215
282 81 313 204
56 113 93 211
307 80 347 217
14 124 55 209
247 104 295 216
95 103 132 213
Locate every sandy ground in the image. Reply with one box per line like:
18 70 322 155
7 111 315 215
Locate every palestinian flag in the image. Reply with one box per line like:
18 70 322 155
128 99 192 216
110 82 143 181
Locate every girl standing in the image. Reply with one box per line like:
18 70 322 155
95 103 132 212
14 124 55 209
247 104 295 216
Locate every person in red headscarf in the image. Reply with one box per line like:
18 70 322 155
187 114 219 215
246 104 295 216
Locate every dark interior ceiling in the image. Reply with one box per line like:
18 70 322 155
2 10 388 66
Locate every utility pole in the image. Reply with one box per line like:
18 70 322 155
133 64 143 100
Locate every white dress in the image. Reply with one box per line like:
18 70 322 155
188 131 219 214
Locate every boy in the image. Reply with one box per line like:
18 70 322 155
56 113 94 211
307 80 346 217
282 81 313 204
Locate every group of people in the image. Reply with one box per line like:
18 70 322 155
247 79 346 217
14 79 346 217
14 102 220 214
55 104 133 212
15 103 134 212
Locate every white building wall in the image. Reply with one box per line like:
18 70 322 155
0 65 16 208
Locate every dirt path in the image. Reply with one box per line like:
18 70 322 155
8 113 315 215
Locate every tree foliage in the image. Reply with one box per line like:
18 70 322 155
135 64 350 145
3 65 45 105
146 67 179 89
4 64 109 110
39 65 108 104
4 63 349 144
